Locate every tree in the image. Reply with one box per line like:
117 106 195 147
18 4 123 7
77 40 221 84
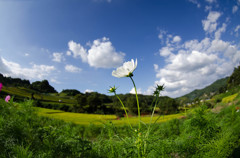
125 95 137 114
87 92 103 113
30 80 57 93
158 96 179 114
74 94 87 113
228 65 240 89
0 73 30 88
61 89 81 96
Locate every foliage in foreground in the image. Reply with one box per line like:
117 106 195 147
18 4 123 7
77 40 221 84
0 100 96 157
1 96 240 157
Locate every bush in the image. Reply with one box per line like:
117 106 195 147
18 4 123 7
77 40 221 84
0 99 95 157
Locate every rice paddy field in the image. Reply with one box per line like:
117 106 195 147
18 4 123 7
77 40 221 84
1 86 76 104
36 107 184 126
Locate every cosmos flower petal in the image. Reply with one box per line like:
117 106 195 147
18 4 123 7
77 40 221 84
134 59 137 70
5 95 11 102
0 83 2 91
112 59 137 78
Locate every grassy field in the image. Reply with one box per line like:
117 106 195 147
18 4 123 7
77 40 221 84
1 87 240 157
36 107 184 126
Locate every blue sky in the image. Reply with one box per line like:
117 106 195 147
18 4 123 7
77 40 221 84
0 0 240 97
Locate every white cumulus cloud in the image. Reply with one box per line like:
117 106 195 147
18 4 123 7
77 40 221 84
173 36 182 43
52 52 65 63
202 11 221 33
68 40 88 62
65 64 82 73
93 0 112 3
214 23 226 39
85 89 94 93
68 37 125 68
188 0 201 8
150 12 240 97
205 0 216 3
130 87 142 94
87 37 125 68
153 37 240 97
234 25 240 37
232 5 238 14
154 64 159 71
0 57 56 80
159 47 174 57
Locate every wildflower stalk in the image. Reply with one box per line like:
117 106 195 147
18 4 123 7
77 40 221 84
149 85 164 127
149 96 159 125
130 76 141 158
130 76 141 131
144 84 164 156
143 94 159 156
111 59 142 157
114 92 133 129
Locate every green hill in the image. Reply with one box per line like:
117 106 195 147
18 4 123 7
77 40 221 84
177 77 229 104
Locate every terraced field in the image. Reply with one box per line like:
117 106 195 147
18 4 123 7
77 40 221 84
36 107 184 126
2 86 77 105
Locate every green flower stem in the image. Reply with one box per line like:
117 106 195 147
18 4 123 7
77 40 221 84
145 95 158 135
130 76 141 130
114 92 132 129
130 76 141 158
144 95 159 156
147 96 159 132
149 95 159 125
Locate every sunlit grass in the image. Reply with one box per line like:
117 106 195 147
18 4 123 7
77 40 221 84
222 93 238 103
35 107 184 126
36 107 117 126
111 113 184 126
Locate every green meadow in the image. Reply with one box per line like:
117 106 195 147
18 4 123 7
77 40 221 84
1 89 240 157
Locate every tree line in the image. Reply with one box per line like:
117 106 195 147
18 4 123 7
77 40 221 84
0 73 179 115
0 73 57 93
73 92 179 116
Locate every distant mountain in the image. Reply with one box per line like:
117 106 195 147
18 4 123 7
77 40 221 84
177 77 229 103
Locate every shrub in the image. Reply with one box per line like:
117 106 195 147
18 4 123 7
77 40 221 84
0 99 95 157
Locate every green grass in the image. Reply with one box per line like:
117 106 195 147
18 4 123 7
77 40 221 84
1 85 240 157
36 107 184 126
1 94 240 157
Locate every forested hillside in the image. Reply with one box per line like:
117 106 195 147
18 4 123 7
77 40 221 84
177 77 228 104
0 73 179 115
0 73 57 93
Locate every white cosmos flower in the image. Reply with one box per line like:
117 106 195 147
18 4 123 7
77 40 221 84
112 59 137 78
